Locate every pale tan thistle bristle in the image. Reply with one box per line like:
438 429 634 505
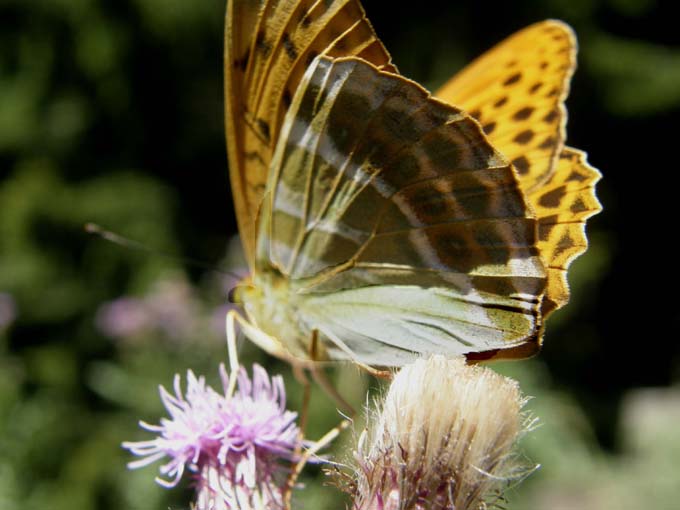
348 355 534 510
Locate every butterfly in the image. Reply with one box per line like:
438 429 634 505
224 0 601 368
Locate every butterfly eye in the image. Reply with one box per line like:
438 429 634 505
228 286 242 304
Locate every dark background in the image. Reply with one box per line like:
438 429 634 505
1 0 678 509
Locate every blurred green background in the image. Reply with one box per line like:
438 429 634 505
1 0 678 509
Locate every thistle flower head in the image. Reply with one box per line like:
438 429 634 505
347 355 534 510
123 363 303 510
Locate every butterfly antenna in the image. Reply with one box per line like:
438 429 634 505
84 223 243 281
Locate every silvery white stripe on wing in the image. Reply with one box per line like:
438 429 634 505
403 229 536 312
312 56 356 116
313 218 366 244
268 58 334 195
273 181 306 220
276 55 338 157
290 59 394 247
407 228 447 270
270 239 328 276
431 286 535 313
473 256 545 278
355 262 474 288
368 168 397 198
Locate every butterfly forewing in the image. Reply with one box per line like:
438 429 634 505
250 56 547 365
435 20 576 194
225 0 394 265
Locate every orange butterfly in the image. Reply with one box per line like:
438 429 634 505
223 1 601 368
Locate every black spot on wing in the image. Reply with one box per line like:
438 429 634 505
494 96 508 108
529 82 543 94
257 119 271 143
256 31 271 57
512 156 530 175
513 106 534 121
282 89 292 108
553 232 575 257
567 170 587 183
513 129 534 145
234 48 250 71
571 197 588 213
300 11 312 28
482 122 496 135
503 72 522 86
282 33 297 60
538 214 559 241
543 110 558 124
539 136 555 150
538 186 567 208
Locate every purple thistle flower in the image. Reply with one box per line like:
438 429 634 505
123 363 304 509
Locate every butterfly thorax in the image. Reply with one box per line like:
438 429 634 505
239 270 316 361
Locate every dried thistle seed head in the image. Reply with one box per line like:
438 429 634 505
349 355 534 510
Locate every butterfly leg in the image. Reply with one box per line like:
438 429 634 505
293 364 312 439
307 329 356 416
354 362 392 379
226 308 318 369
224 309 244 397
284 418 350 509
318 326 393 379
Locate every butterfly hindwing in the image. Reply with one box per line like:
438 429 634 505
531 147 602 317
225 0 394 265
252 56 547 365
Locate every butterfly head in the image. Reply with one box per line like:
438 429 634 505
227 280 249 306
234 271 326 362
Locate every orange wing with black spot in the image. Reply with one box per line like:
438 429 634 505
435 19 601 340
436 20 576 193
531 147 601 317
225 0 395 266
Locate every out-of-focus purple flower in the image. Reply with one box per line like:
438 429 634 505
95 278 200 342
210 304 237 336
123 364 304 510
95 297 151 338
219 269 248 295
146 279 198 340
0 292 17 330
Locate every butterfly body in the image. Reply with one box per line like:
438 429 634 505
238 270 321 361
225 1 601 367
